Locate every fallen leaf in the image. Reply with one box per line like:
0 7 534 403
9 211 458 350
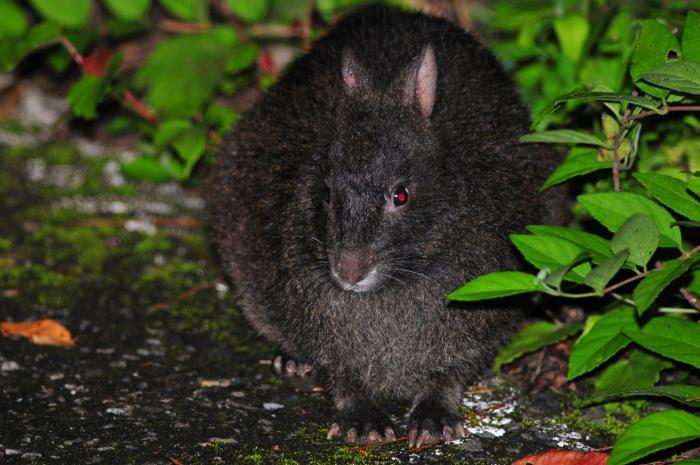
1 320 75 347
513 449 609 465
82 49 113 77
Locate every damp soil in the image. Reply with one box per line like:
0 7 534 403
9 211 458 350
0 136 620 465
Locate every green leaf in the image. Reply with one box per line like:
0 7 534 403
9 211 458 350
447 271 544 302
121 157 171 182
268 0 306 21
623 316 700 368
568 308 636 380
66 75 106 120
553 14 589 64
540 148 612 191
688 269 700 295
154 119 191 148
578 192 681 248
226 43 259 74
0 0 28 38
594 349 672 397
527 225 612 264
544 251 590 290
633 256 700 315
159 152 187 180
520 129 609 147
158 0 206 21
226 0 269 22
0 21 62 71
610 214 659 269
172 126 206 163
630 19 681 98
600 7 633 54
640 61 700 95
585 384 700 408
494 321 582 372
608 410 700 465
510 234 590 282
104 0 151 21
635 173 700 220
29 0 91 27
204 103 238 133
682 11 700 63
584 249 629 295
135 27 237 117
533 91 660 127
315 0 368 18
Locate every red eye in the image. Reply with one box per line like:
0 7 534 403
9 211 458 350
392 186 409 207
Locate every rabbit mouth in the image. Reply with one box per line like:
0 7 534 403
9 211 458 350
330 266 379 292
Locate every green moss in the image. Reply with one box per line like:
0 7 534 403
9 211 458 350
556 400 645 439
243 447 266 464
25 225 111 272
43 143 83 165
0 237 12 252
139 257 201 297
9 265 81 308
521 415 536 429
133 233 173 258
600 401 646 436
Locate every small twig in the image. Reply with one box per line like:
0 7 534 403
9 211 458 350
148 281 221 312
303 0 314 50
208 129 223 146
626 105 700 123
59 36 83 65
158 19 211 33
658 307 700 314
612 131 621 192
248 23 303 40
680 243 700 259
452 0 472 29
60 35 161 127
122 90 159 126
680 287 700 310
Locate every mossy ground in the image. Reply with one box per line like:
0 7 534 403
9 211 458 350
0 139 619 464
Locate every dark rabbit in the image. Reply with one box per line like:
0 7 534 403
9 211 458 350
206 7 566 447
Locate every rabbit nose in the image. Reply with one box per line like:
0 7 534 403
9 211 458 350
337 252 375 284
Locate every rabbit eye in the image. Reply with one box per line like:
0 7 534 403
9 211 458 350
392 186 409 207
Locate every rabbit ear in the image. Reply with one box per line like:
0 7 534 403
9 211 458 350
402 45 437 118
341 48 369 94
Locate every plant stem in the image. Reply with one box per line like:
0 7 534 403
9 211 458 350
680 287 700 310
611 292 635 305
626 105 700 123
122 90 159 126
59 36 83 65
612 130 622 192
303 0 314 50
547 244 700 300
60 35 160 127
658 307 700 314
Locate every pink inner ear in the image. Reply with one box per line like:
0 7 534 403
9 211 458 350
403 45 437 118
342 48 365 93
344 72 357 88
417 46 437 118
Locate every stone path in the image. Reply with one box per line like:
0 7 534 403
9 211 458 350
0 131 609 464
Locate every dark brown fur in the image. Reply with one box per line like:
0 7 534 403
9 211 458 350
206 7 566 446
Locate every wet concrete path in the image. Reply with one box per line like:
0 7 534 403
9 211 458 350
0 139 610 464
